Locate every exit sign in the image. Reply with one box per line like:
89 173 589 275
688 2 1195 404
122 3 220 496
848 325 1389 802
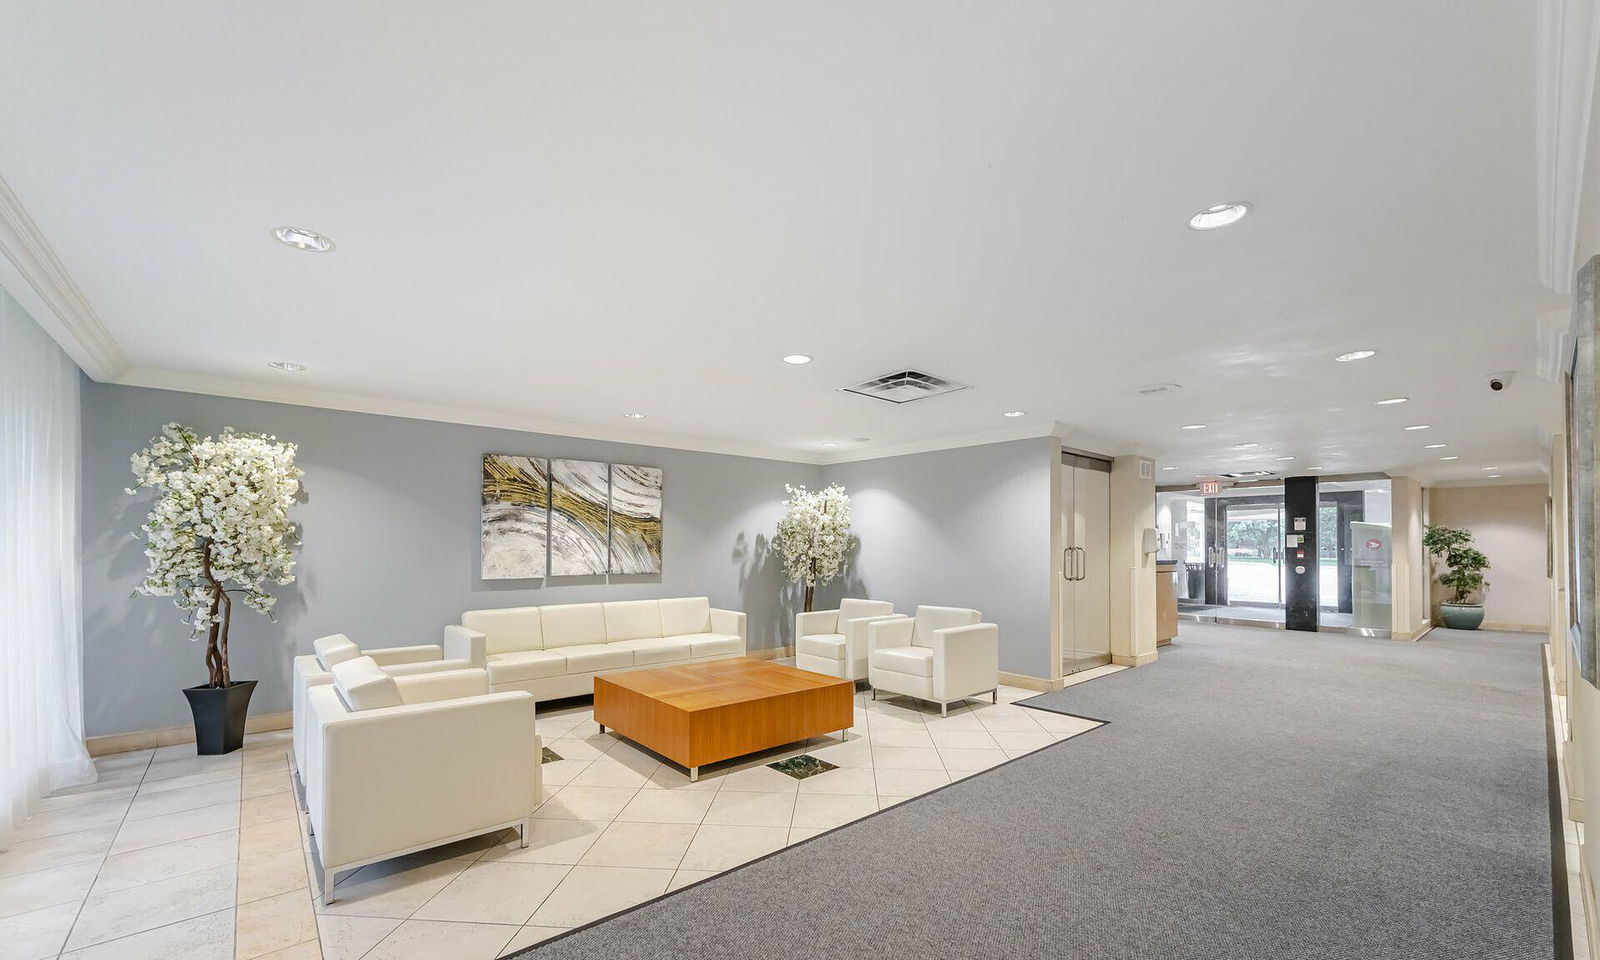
1200 479 1221 495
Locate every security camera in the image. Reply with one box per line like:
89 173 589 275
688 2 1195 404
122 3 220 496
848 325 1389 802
1488 371 1515 392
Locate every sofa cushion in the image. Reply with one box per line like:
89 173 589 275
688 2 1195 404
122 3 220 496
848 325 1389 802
912 606 981 647
462 606 544 655
838 598 894 624
659 597 711 637
873 645 934 678
555 643 634 673
796 634 846 660
487 650 568 685
604 600 664 642
330 656 403 710
674 633 743 658
313 634 361 670
613 636 693 665
540 603 608 648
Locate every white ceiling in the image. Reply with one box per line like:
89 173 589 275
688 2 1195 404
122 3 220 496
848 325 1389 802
0 1 1569 480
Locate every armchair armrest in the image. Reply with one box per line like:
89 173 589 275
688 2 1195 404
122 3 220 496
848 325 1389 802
795 609 839 640
867 616 915 652
710 608 747 640
441 625 487 667
366 644 442 667
842 614 905 664
930 622 999 700
395 669 491 704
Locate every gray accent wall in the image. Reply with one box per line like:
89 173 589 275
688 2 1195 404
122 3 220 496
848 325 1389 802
817 437 1058 679
81 382 820 736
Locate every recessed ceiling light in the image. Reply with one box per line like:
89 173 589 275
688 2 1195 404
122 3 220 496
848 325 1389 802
1404 424 1430 431
1423 443 1447 449
1188 202 1251 231
1232 442 1260 450
1375 397 1409 405
272 226 334 252
622 412 646 420
1305 466 1324 471
821 441 839 448
1161 465 1177 471
1480 466 1499 471
781 354 813 365
1274 456 1295 461
1002 410 1026 418
267 360 306 372
1335 350 1377 362
1487 474 1502 479
1439 456 1459 461
1181 424 1207 430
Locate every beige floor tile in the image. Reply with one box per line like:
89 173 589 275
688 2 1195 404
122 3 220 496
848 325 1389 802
365 918 517 960
805 737 874 768
640 764 722 792
565 756 656 789
37 782 139 813
990 730 1058 756
702 790 796 827
239 816 301 859
135 766 242 798
318 858 468 919
0 858 100 920
677 824 789 872
127 778 241 821
927 729 1001 750
544 737 611 763
241 792 299 828
534 758 592 787
412 861 569 925
533 786 639 821
0 900 79 960
790 793 879 831
877 795 915 808
614 788 715 824
316 915 400 960
12 798 130 844
95 831 240 894
579 821 697 870
241 769 293 800
480 819 605 867
868 746 945 770
498 925 568 956
866 728 936 748
787 827 827 844
236 887 317 959
871 766 952 797
238 846 311 904
973 712 1047 733
66 861 236 951
665 868 716 892
109 801 239 855
936 747 1008 773
918 712 987 732
250 940 322 960
0 825 116 879
794 767 878 796
59 907 234 960
527 865 671 927
142 754 241 785
716 765 801 793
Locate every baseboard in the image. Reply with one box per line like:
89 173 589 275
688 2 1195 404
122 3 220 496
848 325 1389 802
1112 651 1158 667
86 710 292 757
1482 621 1552 634
1396 621 1434 642
746 645 793 661
997 670 1055 693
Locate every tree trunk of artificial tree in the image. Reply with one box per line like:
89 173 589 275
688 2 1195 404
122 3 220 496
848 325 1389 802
200 542 231 688
804 584 814 613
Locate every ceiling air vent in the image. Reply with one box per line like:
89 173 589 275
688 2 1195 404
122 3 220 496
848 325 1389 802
1221 470 1276 479
842 369 968 404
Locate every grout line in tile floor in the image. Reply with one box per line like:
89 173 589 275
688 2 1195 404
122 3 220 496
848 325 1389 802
55 748 154 956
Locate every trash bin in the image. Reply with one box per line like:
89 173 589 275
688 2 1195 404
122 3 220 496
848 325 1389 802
1186 563 1204 599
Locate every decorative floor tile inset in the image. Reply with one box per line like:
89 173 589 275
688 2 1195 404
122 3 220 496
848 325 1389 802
542 747 563 764
767 755 838 781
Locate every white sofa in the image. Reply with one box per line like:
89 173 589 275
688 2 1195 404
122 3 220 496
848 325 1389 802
291 629 487 778
305 657 539 904
794 599 900 680
867 605 1000 716
457 597 747 700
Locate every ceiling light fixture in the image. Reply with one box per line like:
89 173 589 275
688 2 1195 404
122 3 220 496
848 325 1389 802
781 354 813 365
1335 350 1377 362
1232 442 1259 450
1161 466 1177 471
267 360 306 372
272 226 334 252
1404 424 1430 431
1181 423 1207 430
1275 456 1296 461
1188 202 1251 231
821 442 839 448
1440 456 1459 461
1305 466 1324 471
1481 466 1499 471
1487 474 1502 479
1002 410 1026 418
622 412 646 420
1423 443 1447 449
1375 397 1409 405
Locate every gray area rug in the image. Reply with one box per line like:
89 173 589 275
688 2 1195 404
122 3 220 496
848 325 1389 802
516 623 1556 959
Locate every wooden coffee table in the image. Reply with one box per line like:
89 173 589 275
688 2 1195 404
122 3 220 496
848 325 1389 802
593 659 854 780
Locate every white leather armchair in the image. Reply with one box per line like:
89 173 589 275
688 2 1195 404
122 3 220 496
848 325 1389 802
291 629 487 780
794 598 900 681
304 657 539 905
867 606 999 716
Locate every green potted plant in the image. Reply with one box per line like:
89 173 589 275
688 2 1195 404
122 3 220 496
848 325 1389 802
1422 524 1490 630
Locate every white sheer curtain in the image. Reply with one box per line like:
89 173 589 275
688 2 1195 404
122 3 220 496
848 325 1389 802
0 285 95 850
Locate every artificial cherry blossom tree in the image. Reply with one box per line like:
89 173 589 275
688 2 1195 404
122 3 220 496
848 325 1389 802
775 483 855 612
128 423 302 688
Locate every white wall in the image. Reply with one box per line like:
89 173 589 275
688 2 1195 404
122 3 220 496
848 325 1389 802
1427 483 1551 631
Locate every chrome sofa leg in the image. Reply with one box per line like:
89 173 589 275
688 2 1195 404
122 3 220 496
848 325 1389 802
318 864 335 906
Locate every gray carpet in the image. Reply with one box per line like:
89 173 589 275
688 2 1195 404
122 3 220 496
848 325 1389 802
517 623 1557 959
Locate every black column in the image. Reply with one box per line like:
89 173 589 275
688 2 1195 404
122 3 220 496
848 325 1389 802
1203 497 1224 606
1283 476 1319 631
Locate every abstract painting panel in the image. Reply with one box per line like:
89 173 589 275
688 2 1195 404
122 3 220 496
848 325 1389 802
550 459 611 576
481 455 549 580
609 464 663 574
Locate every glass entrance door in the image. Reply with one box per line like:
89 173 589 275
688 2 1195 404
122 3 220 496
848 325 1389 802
1222 499 1284 607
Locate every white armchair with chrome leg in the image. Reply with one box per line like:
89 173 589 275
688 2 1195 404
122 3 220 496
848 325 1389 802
794 598 900 681
867 606 999 716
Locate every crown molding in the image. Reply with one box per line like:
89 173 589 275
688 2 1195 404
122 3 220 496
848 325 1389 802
0 174 127 379
113 367 829 465
1536 0 1600 295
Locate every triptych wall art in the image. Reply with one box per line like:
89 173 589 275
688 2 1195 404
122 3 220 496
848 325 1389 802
481 454 663 579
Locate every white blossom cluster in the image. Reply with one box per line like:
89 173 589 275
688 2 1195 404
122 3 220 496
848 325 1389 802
774 483 855 586
127 422 302 635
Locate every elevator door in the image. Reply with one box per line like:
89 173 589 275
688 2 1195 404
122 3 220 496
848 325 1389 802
1060 457 1111 676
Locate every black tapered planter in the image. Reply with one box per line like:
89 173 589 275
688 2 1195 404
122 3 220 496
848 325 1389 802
183 680 257 755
